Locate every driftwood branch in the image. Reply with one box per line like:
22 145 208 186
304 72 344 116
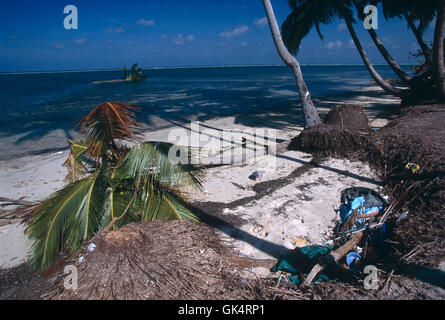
229 256 277 269
302 231 364 287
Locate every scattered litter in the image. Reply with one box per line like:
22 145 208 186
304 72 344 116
292 237 307 245
87 243 96 252
52 151 64 156
249 170 266 181
78 256 85 264
337 187 389 233
405 162 420 174
346 251 362 273
396 210 409 223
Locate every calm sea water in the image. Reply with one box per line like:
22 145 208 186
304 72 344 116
0 65 398 160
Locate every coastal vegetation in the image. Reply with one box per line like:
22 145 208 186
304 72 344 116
1 0 444 301
279 0 444 105
22 102 204 271
121 63 147 81
90 63 147 84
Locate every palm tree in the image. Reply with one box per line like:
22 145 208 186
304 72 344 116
281 0 405 96
22 102 205 271
379 0 437 65
282 0 445 102
262 0 322 128
433 0 445 100
343 14 403 96
352 0 412 85
122 63 147 81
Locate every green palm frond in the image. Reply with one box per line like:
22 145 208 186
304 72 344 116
282 0 353 55
63 139 91 183
25 174 107 271
117 141 205 194
129 63 137 78
99 168 140 230
138 181 199 222
123 63 147 81
122 66 128 80
380 0 438 34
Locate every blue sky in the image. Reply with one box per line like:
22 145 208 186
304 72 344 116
0 0 437 72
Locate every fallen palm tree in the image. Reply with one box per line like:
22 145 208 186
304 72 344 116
19 102 205 272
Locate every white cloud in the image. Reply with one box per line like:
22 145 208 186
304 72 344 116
74 38 87 45
9 35 17 39
173 34 185 45
241 41 248 47
348 39 355 48
187 34 195 43
219 25 249 39
53 43 64 49
337 23 347 32
106 40 113 44
105 26 125 34
162 33 170 40
325 40 342 49
172 34 194 45
254 17 268 29
137 19 155 26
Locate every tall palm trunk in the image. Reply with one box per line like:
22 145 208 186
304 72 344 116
433 0 445 101
345 18 403 96
353 0 411 85
404 12 432 65
262 0 321 128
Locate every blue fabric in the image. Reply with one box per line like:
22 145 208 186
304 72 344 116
340 196 382 230
346 252 362 275
346 252 362 267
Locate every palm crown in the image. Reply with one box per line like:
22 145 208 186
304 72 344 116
23 102 205 271
122 63 147 81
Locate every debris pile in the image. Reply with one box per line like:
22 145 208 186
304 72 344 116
289 104 445 268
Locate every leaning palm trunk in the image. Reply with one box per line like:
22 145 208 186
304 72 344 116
353 0 411 85
345 18 404 96
404 12 432 65
262 0 321 128
433 0 445 101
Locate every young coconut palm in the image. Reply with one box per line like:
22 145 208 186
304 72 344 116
122 63 147 81
23 102 205 271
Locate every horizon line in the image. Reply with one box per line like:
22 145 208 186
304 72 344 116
0 63 413 75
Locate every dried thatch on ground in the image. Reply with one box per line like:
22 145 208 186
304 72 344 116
324 104 370 131
289 104 375 159
288 123 376 160
374 105 445 267
52 220 307 300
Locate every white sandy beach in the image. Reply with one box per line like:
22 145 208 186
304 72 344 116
0 85 399 271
